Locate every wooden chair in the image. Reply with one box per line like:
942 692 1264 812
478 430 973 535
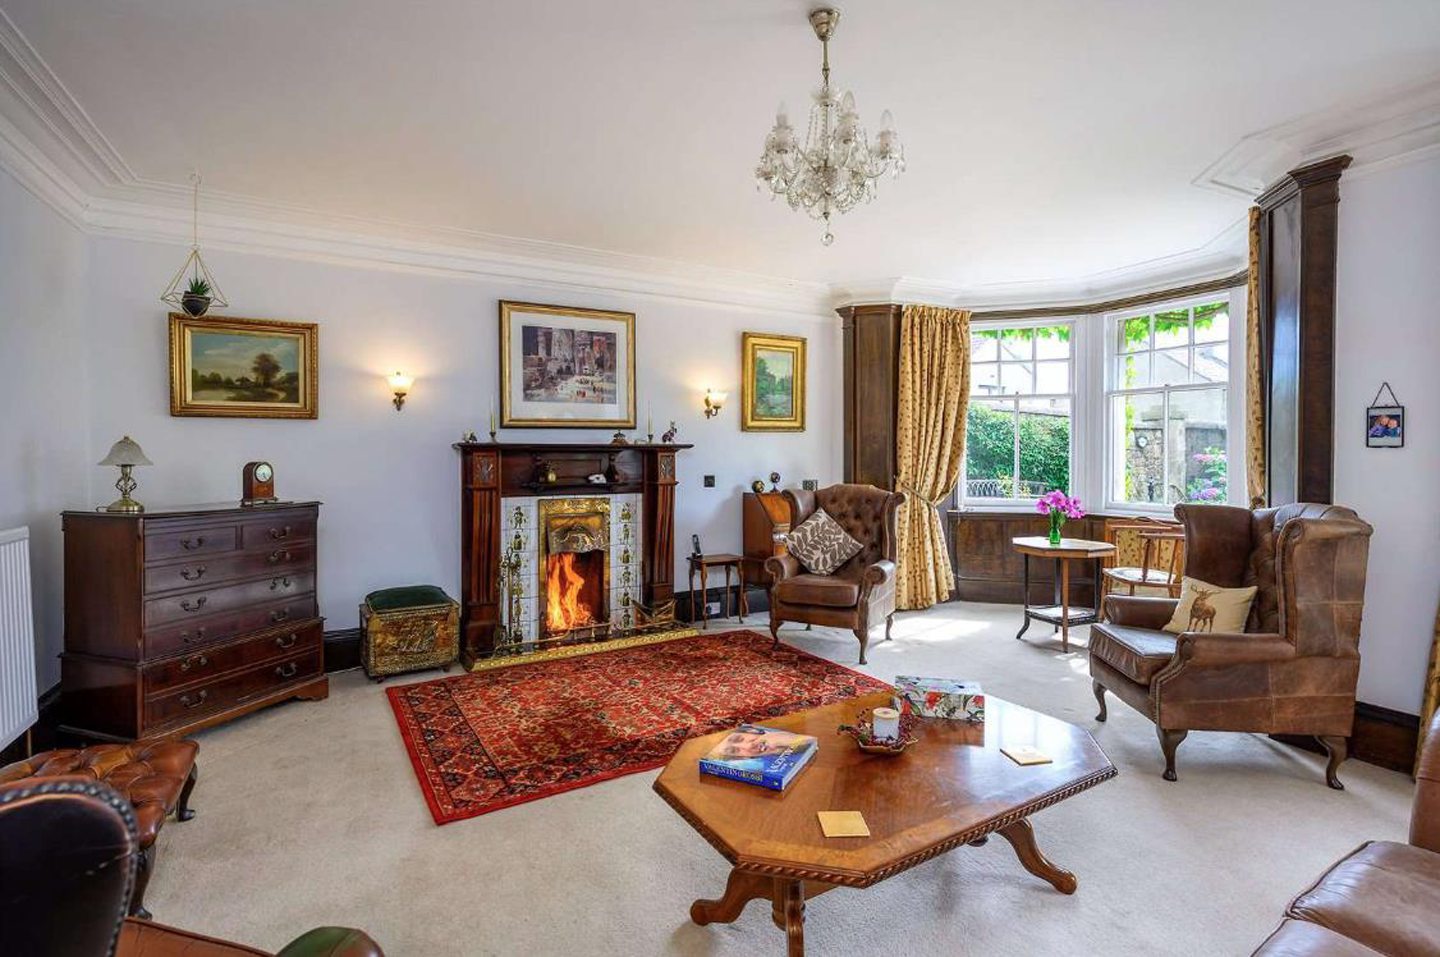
1100 517 1184 601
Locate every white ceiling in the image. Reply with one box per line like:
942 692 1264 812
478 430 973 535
3 0 1440 297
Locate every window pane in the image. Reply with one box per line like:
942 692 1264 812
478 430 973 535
1034 326 1070 359
1112 392 1165 504
1120 316 1150 353
971 331 999 362
1000 361 1034 394
1154 309 1190 349
970 361 999 394
1153 347 1190 386
1116 351 1150 389
964 400 1016 500
1035 360 1068 393
1018 397 1071 498
999 331 1031 362
1193 343 1229 383
1193 303 1228 344
1167 389 1228 504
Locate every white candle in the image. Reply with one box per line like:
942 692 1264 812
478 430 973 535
647 401 653 436
871 706 900 742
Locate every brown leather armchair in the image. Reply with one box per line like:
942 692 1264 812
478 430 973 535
0 775 383 957
765 483 903 664
1089 502 1373 787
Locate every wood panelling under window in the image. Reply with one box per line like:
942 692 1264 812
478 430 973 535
949 510 1103 606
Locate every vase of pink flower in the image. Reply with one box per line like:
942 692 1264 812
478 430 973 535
1036 490 1084 545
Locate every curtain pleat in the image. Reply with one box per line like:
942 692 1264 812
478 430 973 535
1245 206 1267 508
1420 598 1440 774
894 304 971 610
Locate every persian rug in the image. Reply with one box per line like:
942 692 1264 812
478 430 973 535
386 630 888 824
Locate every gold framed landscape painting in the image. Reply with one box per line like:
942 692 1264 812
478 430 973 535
169 314 318 419
742 332 806 432
500 301 636 429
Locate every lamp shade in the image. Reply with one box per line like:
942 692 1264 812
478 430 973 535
98 436 152 468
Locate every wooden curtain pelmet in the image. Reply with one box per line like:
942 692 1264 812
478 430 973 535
969 270 1247 321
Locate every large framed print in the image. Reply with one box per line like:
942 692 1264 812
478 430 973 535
168 313 318 419
741 332 806 432
500 301 636 429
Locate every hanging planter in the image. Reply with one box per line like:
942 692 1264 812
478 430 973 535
160 173 229 316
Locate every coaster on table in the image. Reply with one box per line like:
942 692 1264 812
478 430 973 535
1002 745 1053 766
817 810 871 838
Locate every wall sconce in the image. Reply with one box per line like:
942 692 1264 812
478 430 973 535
387 372 414 411
703 388 727 419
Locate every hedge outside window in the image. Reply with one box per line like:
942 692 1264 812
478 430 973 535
1107 300 1229 506
965 323 1072 502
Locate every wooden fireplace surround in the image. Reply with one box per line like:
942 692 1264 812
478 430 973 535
454 441 693 664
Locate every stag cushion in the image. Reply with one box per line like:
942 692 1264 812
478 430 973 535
785 508 864 576
1162 577 1257 635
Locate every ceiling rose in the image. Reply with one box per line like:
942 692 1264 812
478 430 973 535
755 7 906 246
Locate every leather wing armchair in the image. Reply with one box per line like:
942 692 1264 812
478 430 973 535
1089 502 1373 787
765 483 902 664
0 776 384 957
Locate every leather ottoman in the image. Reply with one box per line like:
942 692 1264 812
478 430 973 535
0 739 199 918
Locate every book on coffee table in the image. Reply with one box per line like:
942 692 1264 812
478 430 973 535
698 724 818 791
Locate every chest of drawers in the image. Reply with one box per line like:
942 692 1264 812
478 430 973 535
60 502 328 741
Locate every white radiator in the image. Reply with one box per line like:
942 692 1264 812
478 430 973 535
0 527 37 749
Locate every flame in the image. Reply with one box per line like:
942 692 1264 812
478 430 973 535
545 551 601 633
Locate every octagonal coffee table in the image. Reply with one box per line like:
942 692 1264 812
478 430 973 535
653 691 1116 956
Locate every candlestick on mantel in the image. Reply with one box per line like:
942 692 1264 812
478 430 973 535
488 402 497 442
647 401 654 443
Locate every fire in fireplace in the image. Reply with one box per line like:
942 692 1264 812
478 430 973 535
538 498 611 639
546 551 604 633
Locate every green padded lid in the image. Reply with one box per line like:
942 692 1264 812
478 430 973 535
365 584 454 612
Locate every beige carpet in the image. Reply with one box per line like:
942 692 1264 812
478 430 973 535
147 603 1415 956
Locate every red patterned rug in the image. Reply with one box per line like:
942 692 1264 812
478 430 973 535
386 630 888 824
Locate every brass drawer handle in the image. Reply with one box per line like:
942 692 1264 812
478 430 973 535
181 627 207 644
268 526 292 540
275 633 298 650
180 565 207 581
179 689 209 709
269 608 291 623
179 596 208 613
266 549 292 565
179 653 209 673
270 576 292 591
181 536 206 550
275 662 298 679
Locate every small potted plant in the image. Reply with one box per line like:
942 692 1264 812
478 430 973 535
181 276 212 317
1036 490 1084 545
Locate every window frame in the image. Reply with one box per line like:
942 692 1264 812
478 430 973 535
1101 293 1236 514
960 317 1078 510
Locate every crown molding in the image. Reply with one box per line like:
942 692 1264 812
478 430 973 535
1195 74 1440 198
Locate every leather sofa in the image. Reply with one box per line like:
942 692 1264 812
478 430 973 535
766 483 903 664
1252 711 1440 955
0 775 383 957
1089 503 1373 786
0 739 199 917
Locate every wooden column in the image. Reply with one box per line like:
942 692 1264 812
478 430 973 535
643 448 679 611
837 303 902 488
1255 155 1350 505
459 447 501 661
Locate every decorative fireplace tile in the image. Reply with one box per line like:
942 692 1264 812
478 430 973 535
502 497 539 533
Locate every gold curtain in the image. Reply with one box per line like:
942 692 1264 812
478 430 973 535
895 304 971 610
1420 597 1440 773
1245 206 1267 508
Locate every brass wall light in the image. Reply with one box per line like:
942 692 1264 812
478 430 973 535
99 436 152 513
703 388 727 419
387 372 414 411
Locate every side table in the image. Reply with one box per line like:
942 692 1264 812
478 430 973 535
687 553 748 629
1011 536 1116 652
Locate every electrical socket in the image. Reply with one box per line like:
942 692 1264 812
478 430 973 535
705 601 721 615
703 474 716 488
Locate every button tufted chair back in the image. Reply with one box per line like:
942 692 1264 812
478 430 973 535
0 776 137 957
784 484 902 579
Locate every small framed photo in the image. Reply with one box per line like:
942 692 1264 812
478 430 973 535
1366 405 1404 448
169 313 318 419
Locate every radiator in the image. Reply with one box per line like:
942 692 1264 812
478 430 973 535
0 527 37 749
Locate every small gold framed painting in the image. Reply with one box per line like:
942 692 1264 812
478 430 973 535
742 332 806 432
169 314 319 419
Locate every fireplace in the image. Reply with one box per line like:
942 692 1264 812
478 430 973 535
539 498 610 640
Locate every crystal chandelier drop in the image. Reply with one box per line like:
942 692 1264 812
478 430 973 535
755 7 905 245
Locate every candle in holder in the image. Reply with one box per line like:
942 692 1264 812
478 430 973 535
647 401 653 439
871 706 900 742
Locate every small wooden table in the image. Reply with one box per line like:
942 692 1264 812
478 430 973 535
688 553 748 629
654 692 1116 956
1012 536 1117 652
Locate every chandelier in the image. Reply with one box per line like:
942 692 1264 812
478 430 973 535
755 7 905 245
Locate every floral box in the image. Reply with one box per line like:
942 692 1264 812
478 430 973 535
892 676 984 722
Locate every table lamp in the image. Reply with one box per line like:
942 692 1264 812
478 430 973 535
99 435 152 513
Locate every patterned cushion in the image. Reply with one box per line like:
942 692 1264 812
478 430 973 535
787 508 863 576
